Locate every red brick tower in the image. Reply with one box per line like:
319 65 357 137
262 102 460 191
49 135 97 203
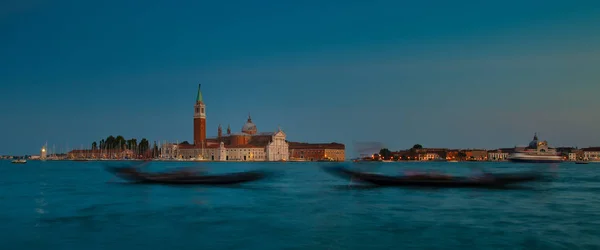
193 84 206 146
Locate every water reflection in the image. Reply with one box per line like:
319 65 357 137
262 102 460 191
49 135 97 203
191 187 209 207
6 160 600 249
35 172 48 228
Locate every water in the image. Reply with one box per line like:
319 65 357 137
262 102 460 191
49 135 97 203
1 160 600 250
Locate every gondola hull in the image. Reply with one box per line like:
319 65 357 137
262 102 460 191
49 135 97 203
322 166 543 188
105 166 269 185
138 171 269 185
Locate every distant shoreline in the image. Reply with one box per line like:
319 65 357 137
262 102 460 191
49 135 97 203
7 159 347 163
2 158 517 163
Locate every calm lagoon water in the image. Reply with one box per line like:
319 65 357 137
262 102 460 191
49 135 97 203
1 160 600 250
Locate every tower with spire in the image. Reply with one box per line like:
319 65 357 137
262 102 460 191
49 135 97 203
193 84 206 146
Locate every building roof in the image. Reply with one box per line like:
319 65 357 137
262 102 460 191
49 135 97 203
206 133 274 148
196 84 203 103
212 131 275 138
178 144 198 149
248 135 272 147
555 147 576 152
226 144 265 149
228 133 251 136
582 147 600 152
462 149 488 152
415 148 448 153
288 142 345 150
495 148 515 153
242 115 257 134
176 144 221 149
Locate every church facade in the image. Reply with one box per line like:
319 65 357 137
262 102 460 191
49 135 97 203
159 84 290 161
514 133 558 155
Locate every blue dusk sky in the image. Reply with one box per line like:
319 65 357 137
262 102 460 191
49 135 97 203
1 0 599 156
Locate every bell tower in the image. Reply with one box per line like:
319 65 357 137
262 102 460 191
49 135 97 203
193 84 206 146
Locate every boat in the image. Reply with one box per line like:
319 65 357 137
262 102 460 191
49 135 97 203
507 133 563 163
507 152 562 163
575 161 589 165
11 159 27 164
104 165 270 185
321 165 544 188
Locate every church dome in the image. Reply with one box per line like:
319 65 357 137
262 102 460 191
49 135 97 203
528 133 539 148
242 115 257 135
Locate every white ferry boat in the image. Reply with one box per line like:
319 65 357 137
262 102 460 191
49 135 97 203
507 133 563 164
507 152 562 163
11 159 27 164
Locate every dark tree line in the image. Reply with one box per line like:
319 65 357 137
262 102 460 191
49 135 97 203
378 144 422 158
92 135 151 153
379 148 392 158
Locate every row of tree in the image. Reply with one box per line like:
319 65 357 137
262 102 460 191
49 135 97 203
377 144 423 159
91 135 159 156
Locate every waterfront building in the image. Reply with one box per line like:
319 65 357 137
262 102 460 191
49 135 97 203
446 150 460 160
162 121 289 161
487 149 510 161
389 150 405 160
464 149 488 161
555 147 576 161
391 150 410 160
568 152 577 161
389 148 447 161
288 142 345 161
567 149 584 161
419 153 440 161
159 143 179 159
389 148 456 161
414 148 447 161
161 85 290 161
582 147 600 161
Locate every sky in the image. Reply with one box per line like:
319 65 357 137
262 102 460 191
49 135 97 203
1 0 600 156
